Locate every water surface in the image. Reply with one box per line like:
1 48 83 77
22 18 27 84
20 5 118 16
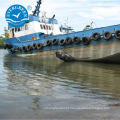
0 49 120 119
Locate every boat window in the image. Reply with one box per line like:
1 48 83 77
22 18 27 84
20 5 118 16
21 26 24 31
51 26 53 30
46 25 48 30
40 24 43 29
12 28 14 33
18 28 20 32
49 26 51 30
43 25 46 30
15 28 17 32
25 24 28 30
12 28 15 37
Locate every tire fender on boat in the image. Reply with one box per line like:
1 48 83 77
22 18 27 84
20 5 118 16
16 47 20 52
52 39 58 45
33 43 37 49
73 37 81 44
104 31 112 40
82 37 91 45
27 45 32 51
59 39 66 46
115 30 120 39
46 40 52 46
65 37 73 45
6 44 13 49
10 48 16 53
36 43 43 50
22 46 28 52
92 32 101 41
19 47 22 52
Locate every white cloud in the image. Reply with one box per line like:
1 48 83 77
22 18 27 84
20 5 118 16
0 8 6 18
1 0 120 34
77 5 120 21
92 6 120 17
78 12 104 20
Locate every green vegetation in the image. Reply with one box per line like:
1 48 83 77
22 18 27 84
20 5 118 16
0 37 4 48
0 27 8 49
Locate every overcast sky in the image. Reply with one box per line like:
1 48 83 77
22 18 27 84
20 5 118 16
0 0 120 35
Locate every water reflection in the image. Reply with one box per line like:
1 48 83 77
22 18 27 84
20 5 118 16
31 97 40 110
3 54 120 100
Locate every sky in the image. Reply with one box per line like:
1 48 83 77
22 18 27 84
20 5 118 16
0 0 120 35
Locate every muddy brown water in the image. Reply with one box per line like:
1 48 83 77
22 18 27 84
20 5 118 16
0 49 120 120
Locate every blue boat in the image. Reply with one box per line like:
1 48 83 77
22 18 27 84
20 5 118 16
4 0 120 63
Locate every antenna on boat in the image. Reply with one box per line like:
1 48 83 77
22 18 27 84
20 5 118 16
64 17 69 33
33 0 42 17
90 21 97 28
41 11 48 34
52 14 55 19
90 21 94 27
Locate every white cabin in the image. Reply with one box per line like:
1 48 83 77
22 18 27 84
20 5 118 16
9 19 62 38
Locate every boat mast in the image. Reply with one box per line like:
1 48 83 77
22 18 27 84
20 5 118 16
33 0 42 17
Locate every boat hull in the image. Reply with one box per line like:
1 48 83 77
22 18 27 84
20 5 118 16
4 24 120 63
63 40 120 63
18 40 120 63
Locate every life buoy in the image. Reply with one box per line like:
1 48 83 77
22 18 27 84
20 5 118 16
73 37 81 44
32 36 35 40
115 30 120 39
59 39 66 46
104 31 112 40
52 39 58 45
82 37 91 45
65 37 73 45
46 40 52 46
92 32 101 41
